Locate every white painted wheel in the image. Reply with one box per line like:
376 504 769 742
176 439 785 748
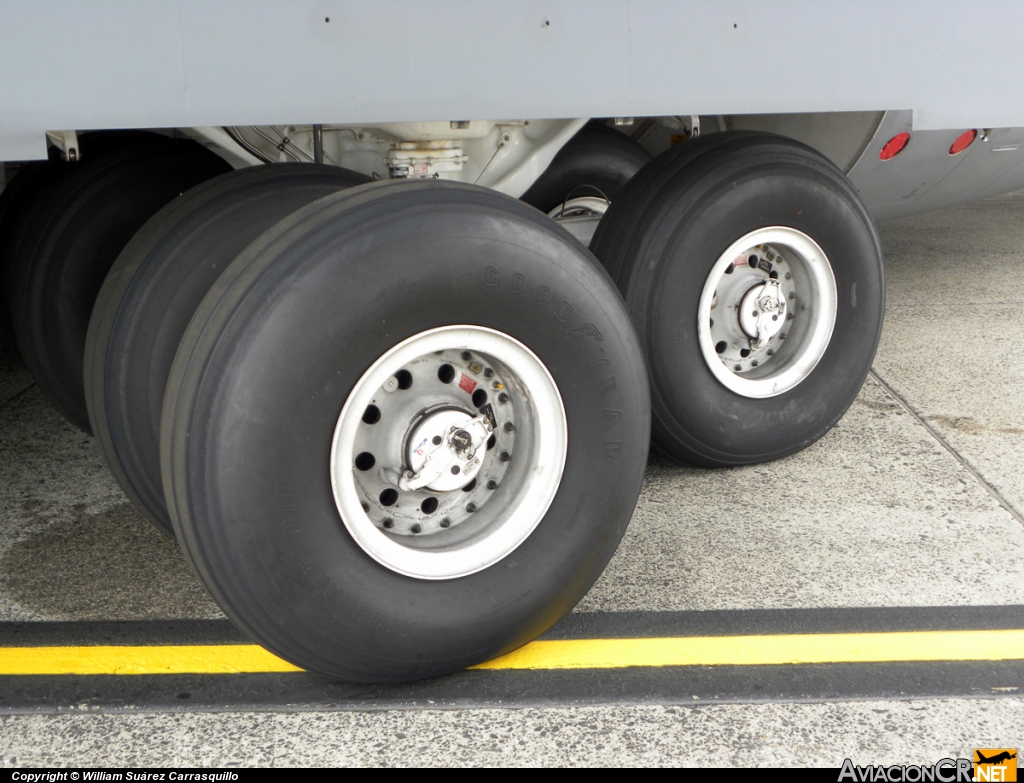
330 325 567 580
697 226 838 399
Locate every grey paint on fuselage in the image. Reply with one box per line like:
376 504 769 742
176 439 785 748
3 1 1024 160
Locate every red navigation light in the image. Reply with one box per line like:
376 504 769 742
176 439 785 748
949 129 977 155
879 132 910 161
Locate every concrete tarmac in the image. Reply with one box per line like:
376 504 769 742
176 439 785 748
1 195 1023 766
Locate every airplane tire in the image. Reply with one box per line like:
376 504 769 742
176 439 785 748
0 162 47 361
592 133 884 467
521 125 651 244
86 163 371 535
10 139 231 433
0 132 173 363
162 180 650 682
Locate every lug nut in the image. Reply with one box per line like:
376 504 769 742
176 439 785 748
751 360 759 367
484 368 494 378
499 451 511 462
780 332 787 339
787 313 794 320
460 351 471 361
498 392 509 403
440 518 451 528
466 503 477 512
383 518 394 529
785 272 792 280
788 292 796 299
504 422 514 432
410 523 421 534
767 349 774 356
361 502 369 512
487 480 497 490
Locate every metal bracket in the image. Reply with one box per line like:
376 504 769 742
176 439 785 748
45 130 80 161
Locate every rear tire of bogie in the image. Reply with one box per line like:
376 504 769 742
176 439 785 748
10 139 231 433
86 162 371 535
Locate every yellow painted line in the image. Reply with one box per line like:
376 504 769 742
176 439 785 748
470 629 1024 670
0 629 1022 675
0 645 302 675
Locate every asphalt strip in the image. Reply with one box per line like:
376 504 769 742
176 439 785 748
0 606 1021 713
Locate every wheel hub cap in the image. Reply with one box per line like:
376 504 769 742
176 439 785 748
329 326 568 580
697 226 838 398
401 407 493 492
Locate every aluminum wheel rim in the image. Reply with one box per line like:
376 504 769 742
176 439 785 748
330 325 567 580
696 226 837 398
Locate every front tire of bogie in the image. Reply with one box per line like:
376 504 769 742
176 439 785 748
162 180 650 682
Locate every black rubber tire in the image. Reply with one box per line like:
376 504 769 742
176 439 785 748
86 163 372 535
592 133 884 467
520 125 652 214
10 139 231 433
0 132 174 362
0 162 47 360
162 180 650 682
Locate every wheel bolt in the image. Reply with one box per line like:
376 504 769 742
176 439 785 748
780 332 787 339
787 313 794 320
411 523 421 534
785 272 792 280
500 451 511 462
504 422 514 432
383 518 394 529
440 518 451 528
466 503 477 512
751 360 759 367
460 351 471 361
484 368 494 378
788 292 796 299
767 349 774 356
432 435 442 445
361 502 369 512
487 480 497 490
498 392 509 403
